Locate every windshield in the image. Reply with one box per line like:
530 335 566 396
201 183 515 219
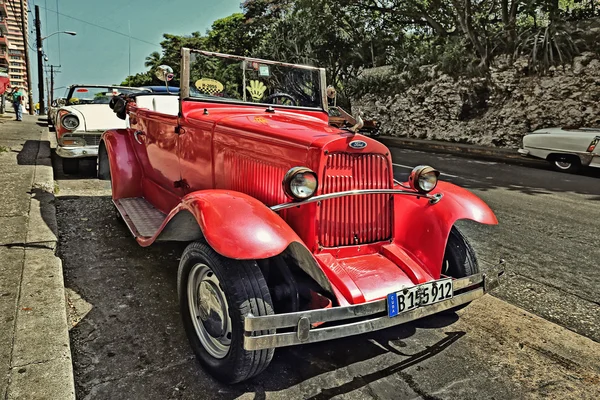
187 50 324 109
66 86 144 105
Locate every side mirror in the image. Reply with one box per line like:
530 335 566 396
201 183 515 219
155 65 175 94
57 98 66 106
326 85 337 106
155 65 174 82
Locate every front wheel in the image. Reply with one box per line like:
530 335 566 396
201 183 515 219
177 241 275 384
441 226 479 312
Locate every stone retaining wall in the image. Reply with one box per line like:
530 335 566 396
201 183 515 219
353 52 600 148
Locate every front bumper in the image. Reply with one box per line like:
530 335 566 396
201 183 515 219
56 145 99 158
518 148 530 156
243 261 506 350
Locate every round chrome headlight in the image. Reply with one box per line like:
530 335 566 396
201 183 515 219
61 114 80 130
283 167 318 200
408 165 440 193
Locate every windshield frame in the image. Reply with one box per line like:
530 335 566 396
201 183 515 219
180 48 328 112
65 85 148 105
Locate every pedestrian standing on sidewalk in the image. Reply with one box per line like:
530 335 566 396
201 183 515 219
9 87 24 121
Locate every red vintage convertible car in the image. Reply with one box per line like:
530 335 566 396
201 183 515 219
100 49 505 383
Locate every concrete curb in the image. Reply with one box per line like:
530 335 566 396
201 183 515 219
378 136 548 168
6 129 75 399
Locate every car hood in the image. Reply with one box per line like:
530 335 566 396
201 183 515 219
60 104 127 131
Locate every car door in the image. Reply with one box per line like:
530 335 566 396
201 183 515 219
129 107 184 207
177 116 214 192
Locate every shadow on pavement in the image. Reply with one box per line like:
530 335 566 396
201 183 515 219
304 331 465 400
56 193 462 398
16 140 48 165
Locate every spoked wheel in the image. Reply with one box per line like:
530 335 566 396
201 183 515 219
441 226 480 312
177 241 275 384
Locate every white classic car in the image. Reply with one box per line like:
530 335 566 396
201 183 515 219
519 127 600 173
54 85 148 174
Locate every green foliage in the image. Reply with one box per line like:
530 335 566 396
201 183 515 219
121 71 156 87
125 0 600 96
515 23 579 73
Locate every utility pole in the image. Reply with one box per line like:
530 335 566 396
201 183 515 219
50 65 54 105
20 0 34 115
35 5 46 115
44 65 60 106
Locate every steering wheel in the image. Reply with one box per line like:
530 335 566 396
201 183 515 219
265 92 298 106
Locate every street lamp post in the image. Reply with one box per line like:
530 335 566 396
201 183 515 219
35 5 76 116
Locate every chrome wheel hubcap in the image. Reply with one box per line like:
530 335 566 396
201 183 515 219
187 263 231 358
555 160 572 169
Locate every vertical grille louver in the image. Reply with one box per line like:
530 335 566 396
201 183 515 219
223 152 288 206
318 153 393 247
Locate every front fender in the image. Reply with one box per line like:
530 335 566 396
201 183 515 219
101 129 142 199
393 181 497 278
149 190 303 261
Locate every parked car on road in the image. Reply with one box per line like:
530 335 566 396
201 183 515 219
100 49 505 384
47 97 66 131
519 127 600 173
54 85 149 174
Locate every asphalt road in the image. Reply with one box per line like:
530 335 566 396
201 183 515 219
52 148 600 399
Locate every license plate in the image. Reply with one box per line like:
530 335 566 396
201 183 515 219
387 279 453 317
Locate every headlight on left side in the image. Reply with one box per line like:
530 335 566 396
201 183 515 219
61 114 80 131
283 167 318 200
408 165 440 193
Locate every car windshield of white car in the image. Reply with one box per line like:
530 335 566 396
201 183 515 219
188 51 323 109
66 87 142 105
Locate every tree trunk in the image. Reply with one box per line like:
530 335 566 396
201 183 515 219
451 0 489 68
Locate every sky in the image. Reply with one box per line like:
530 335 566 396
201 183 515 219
28 0 243 103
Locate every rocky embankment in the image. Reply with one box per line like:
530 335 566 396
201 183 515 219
354 51 600 148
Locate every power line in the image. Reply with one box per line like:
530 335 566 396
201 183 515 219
37 5 161 48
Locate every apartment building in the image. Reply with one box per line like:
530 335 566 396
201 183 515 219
0 0 28 92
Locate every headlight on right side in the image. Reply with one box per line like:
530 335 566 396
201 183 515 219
408 165 440 193
61 114 80 131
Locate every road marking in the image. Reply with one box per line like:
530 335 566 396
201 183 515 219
392 163 459 178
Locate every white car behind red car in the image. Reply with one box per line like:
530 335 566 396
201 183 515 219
519 127 600 173
54 85 148 174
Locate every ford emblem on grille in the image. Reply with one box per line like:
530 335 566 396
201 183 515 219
349 140 367 149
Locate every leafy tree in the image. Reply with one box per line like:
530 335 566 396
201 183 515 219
121 72 155 87
144 51 163 69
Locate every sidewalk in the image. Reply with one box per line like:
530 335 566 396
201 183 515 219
378 136 547 168
0 113 75 399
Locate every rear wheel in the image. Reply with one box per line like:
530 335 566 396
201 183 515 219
62 158 79 175
441 226 479 312
177 241 274 384
548 154 581 174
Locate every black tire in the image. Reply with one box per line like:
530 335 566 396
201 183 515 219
548 154 581 174
177 241 274 384
97 144 111 180
441 226 479 312
62 158 79 175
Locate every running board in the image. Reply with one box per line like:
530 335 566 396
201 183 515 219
114 197 166 238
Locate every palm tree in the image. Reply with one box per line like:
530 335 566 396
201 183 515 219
144 51 162 69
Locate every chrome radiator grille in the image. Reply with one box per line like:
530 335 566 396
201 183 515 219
318 153 393 247
61 134 101 146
